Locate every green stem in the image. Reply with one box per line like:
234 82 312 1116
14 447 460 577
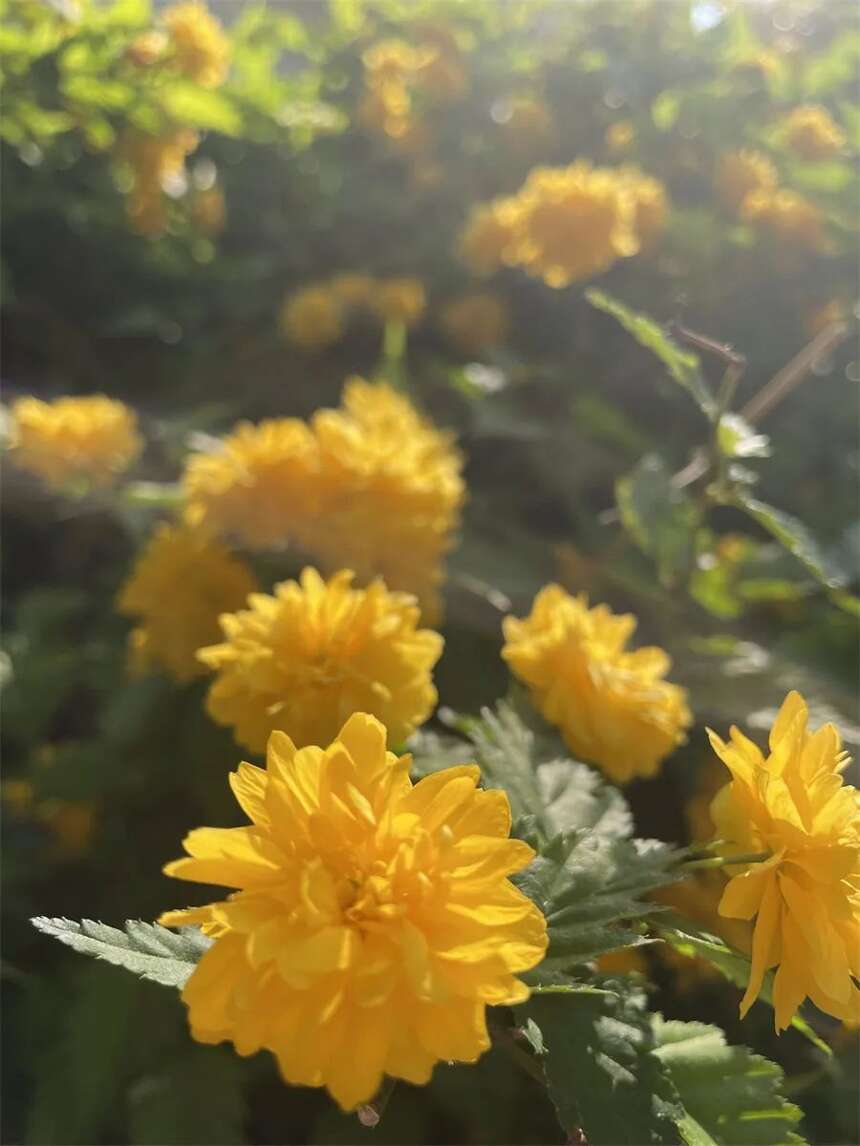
381 319 407 388
682 850 769 872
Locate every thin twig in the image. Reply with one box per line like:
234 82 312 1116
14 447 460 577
356 1076 397 1127
741 321 851 425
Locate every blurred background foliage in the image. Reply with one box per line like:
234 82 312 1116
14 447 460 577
1 0 858 1142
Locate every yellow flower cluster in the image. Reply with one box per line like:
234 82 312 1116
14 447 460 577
605 119 635 156
9 395 142 491
460 160 668 287
162 1 230 89
439 291 509 354
741 188 826 252
280 275 426 351
116 524 257 683
709 691 860 1030
715 149 778 213
160 712 547 1110
181 379 464 617
502 585 691 782
358 31 466 146
116 127 198 237
779 104 846 161
199 567 442 752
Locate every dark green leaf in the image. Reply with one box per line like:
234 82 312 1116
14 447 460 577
616 454 702 586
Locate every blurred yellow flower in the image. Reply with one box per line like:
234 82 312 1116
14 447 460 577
163 0 229 88
306 379 465 620
502 585 691 782
715 149 778 213
595 947 649 975
117 127 198 237
708 691 860 1031
182 417 319 550
125 29 168 68
280 286 343 351
606 119 635 156
620 166 669 251
780 104 846 161
371 278 426 327
160 712 546 1110
362 39 429 87
413 23 468 101
440 291 509 354
2 779 95 856
9 395 141 490
459 198 524 276
198 567 443 753
190 185 226 234
741 188 827 251
117 524 257 683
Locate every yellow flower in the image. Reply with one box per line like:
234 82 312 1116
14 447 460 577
306 379 465 620
279 286 343 351
198 568 443 753
125 29 168 68
780 104 846 161
362 39 429 86
370 278 426 328
715 150 778 214
159 712 547 1110
459 198 524 276
741 188 827 251
190 185 226 234
708 691 860 1031
413 24 468 101
9 395 142 490
116 524 257 683
606 120 635 156
513 162 640 288
502 585 691 782
117 127 199 237
163 0 229 88
440 291 509 354
619 166 669 251
595 947 649 975
182 417 319 550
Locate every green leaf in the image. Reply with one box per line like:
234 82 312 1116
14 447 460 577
516 834 684 967
586 289 716 418
524 979 682 1145
733 493 848 590
128 1046 248 1145
31 918 211 989
652 1017 806 1145
616 454 702 586
464 701 633 842
160 83 243 135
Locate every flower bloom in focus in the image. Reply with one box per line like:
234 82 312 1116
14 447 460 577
163 1 230 88
280 286 343 351
198 567 443 752
502 585 691 782
306 379 465 620
182 417 319 549
116 524 257 682
370 278 427 328
741 188 827 251
160 713 547 1109
779 104 846 161
440 291 509 354
708 691 860 1031
9 395 142 490
715 149 778 214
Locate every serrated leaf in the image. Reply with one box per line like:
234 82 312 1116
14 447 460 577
516 834 684 966
128 1046 247 1145
31 918 211 989
733 493 848 590
616 455 702 586
464 701 633 843
652 1017 806 1145
586 290 716 418
524 979 683 1145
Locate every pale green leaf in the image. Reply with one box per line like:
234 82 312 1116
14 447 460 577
733 493 848 589
31 917 211 989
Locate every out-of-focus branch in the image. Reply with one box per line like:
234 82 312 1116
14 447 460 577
741 321 851 425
